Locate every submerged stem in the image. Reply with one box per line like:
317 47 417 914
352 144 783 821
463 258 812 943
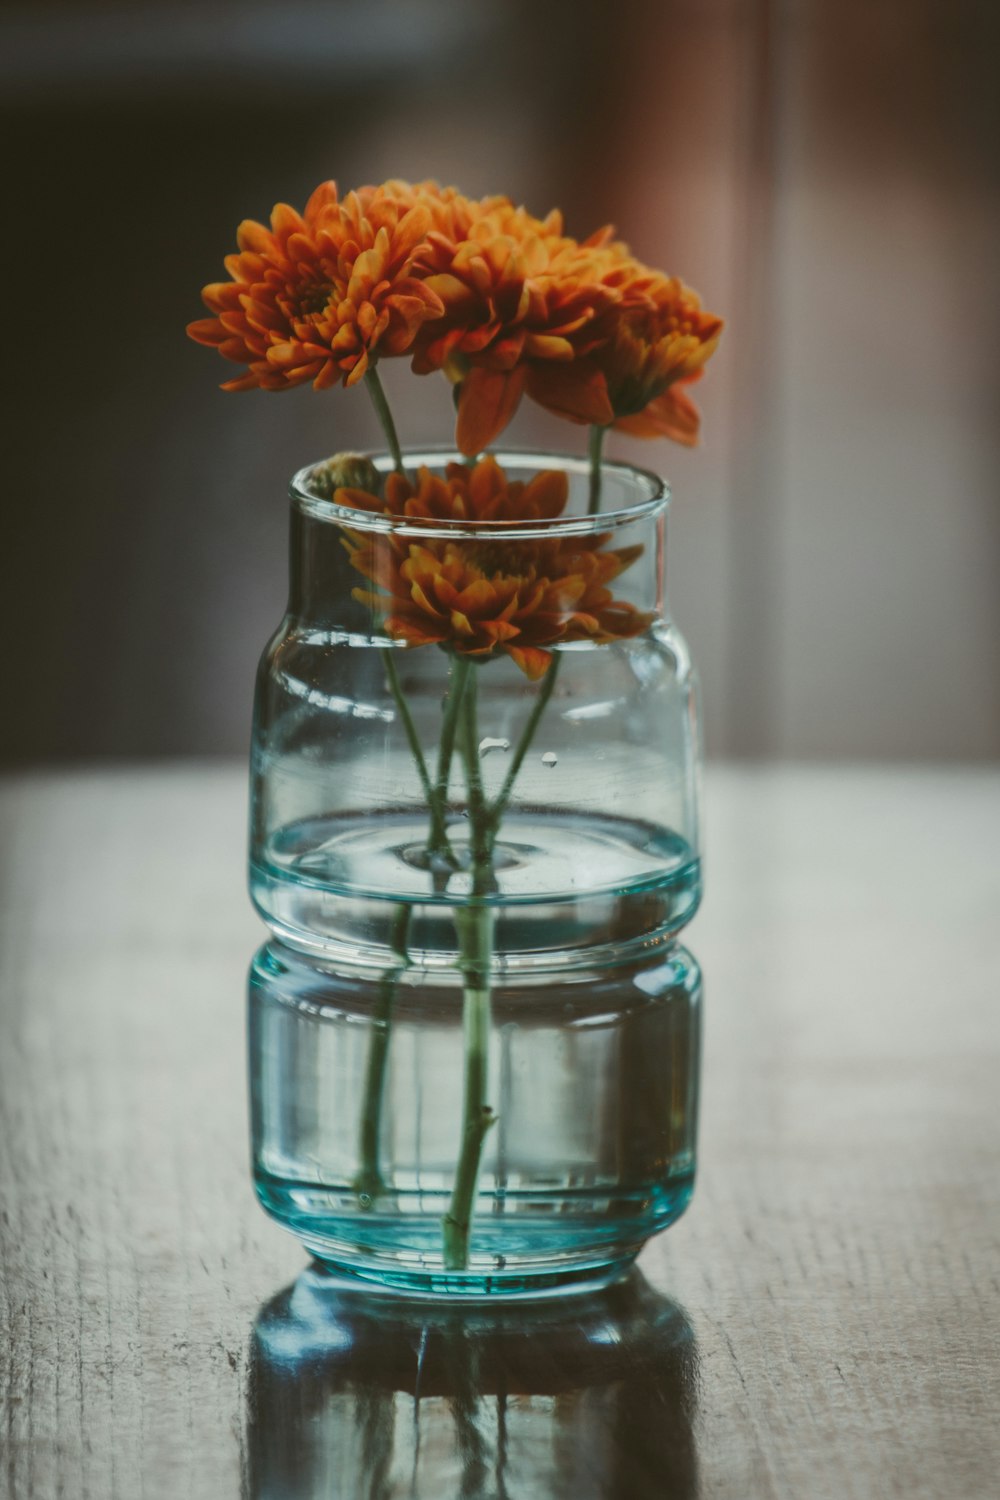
587 423 607 515
443 900 495 1270
357 656 462 1203
443 666 498 1270
354 904 412 1200
364 365 405 473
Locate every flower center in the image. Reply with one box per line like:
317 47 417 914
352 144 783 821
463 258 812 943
296 280 334 317
465 540 537 578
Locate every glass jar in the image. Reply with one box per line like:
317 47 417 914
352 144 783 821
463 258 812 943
247 449 704 1295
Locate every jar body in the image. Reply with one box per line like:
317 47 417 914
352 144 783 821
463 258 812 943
250 940 701 1295
247 450 704 1294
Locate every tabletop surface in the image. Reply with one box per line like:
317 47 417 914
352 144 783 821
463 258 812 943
1 763 998 1500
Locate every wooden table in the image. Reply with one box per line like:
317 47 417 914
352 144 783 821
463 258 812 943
2 765 998 1499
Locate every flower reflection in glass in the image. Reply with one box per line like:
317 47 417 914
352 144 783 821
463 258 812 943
340 458 652 680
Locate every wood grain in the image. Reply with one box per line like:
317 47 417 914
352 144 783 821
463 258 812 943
1 765 999 1498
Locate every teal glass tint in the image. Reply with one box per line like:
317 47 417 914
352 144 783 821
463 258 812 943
249 939 702 1297
246 451 705 1294
249 451 702 966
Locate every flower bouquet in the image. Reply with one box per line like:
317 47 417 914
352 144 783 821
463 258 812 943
190 180 721 1293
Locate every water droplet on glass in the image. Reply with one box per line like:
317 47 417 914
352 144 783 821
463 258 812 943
357 1192 372 1209
478 737 510 758
541 751 558 768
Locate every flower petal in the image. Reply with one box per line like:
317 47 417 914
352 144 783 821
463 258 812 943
236 219 274 255
518 469 569 520
507 646 553 681
614 381 701 444
525 363 614 426
455 365 527 456
186 318 228 346
305 180 338 218
452 578 499 616
386 616 446 647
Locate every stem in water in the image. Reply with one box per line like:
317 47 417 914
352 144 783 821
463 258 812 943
442 666 498 1270
354 904 412 1200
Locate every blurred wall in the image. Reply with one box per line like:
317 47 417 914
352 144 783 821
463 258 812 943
2 0 998 764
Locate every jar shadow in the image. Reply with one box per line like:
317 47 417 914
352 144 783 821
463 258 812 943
246 1264 699 1500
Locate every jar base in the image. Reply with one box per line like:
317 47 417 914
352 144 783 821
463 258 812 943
254 1172 694 1300
298 1249 643 1301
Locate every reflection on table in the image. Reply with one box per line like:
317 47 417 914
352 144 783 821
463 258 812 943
248 1266 698 1499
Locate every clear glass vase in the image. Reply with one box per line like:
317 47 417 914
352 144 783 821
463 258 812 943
248 449 704 1296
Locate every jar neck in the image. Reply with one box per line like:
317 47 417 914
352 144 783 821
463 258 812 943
288 503 347 624
286 452 670 629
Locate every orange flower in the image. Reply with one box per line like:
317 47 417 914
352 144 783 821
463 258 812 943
364 179 487 238
186 181 443 391
336 458 652 679
526 254 723 446
409 203 619 456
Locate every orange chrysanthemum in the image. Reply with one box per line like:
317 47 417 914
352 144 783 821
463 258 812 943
365 179 489 239
186 181 444 391
526 248 723 445
409 204 620 456
336 458 652 680
188 178 723 451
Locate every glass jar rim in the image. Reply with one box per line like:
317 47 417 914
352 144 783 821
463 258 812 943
290 447 669 540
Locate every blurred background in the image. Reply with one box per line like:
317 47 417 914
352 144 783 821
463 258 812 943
2 0 998 765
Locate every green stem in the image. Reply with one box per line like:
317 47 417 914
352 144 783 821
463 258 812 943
380 648 436 808
427 656 472 869
442 666 498 1270
364 365 405 473
443 902 495 1270
357 656 461 1204
354 904 411 1200
458 668 493 875
588 423 607 515
486 657 560 849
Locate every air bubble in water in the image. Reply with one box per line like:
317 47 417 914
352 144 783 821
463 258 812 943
541 751 558 768
478 737 511 758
